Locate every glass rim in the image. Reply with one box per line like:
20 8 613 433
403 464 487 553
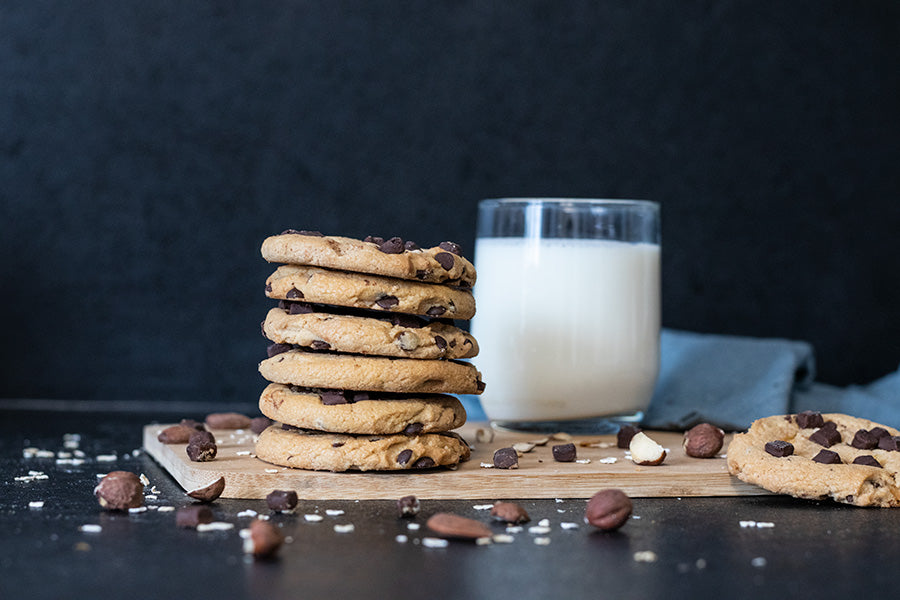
479 197 658 209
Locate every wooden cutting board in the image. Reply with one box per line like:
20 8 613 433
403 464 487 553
143 423 768 500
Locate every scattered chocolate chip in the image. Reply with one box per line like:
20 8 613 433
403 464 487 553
490 502 530 524
552 443 577 462
493 447 519 469
617 425 642 449
425 306 447 317
94 471 144 511
397 449 413 466
404 240 420 251
438 241 462 255
376 295 399 309
320 390 349 405
426 512 492 539
267 343 293 358
186 430 217 462
413 457 436 469
157 424 196 444
187 477 225 503
851 429 879 450
878 436 900 451
310 340 332 350
176 505 213 528
404 423 424 435
434 252 456 270
585 489 633 532
795 410 825 429
206 412 252 430
246 518 285 559
286 288 304 299
379 237 404 254
250 417 272 434
286 301 314 315
266 490 299 513
364 235 384 245
852 455 881 468
764 440 794 457
189 430 216 445
809 422 842 447
434 336 447 351
812 449 842 464
683 423 725 458
397 495 420 517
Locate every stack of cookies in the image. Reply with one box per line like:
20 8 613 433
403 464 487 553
254 230 484 472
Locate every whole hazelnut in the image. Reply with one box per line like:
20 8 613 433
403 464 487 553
244 519 285 559
683 423 725 458
94 471 144 510
585 489 632 532
490 501 530 524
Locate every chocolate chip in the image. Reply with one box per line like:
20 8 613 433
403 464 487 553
266 490 299 512
379 237 404 254
186 437 217 462
434 336 447 351
280 229 301 235
397 449 413 465
851 429 879 450
617 425 642 449
250 417 272 434
176 505 214 528
878 436 900 451
351 392 370 402
425 306 447 317
809 422 841 447
310 340 331 350
493 447 519 469
189 430 216 445
552 443 577 462
870 427 891 440
298 230 324 237
413 457 436 469
812 449 842 464
285 288 304 299
389 314 426 328
404 240 420 251
320 390 349 405
397 495 420 517
376 295 399 309
795 410 825 429
434 252 455 270
476 380 486 392
852 455 881 468
415 269 428 279
364 235 384 245
332 441 345 448
438 241 462 255
764 440 794 457
267 343 293 358
265 283 272 293
404 423 424 435
285 301 314 315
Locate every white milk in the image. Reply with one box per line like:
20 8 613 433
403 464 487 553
471 237 660 422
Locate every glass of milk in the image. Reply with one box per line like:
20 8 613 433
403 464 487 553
471 198 660 433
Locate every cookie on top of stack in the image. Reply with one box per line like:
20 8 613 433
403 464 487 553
255 230 484 472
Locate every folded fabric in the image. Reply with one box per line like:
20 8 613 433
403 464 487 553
462 328 900 431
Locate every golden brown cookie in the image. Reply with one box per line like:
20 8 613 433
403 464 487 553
261 231 476 287
265 264 476 320
258 383 466 435
255 424 471 471
258 349 484 395
727 412 900 507
262 305 478 360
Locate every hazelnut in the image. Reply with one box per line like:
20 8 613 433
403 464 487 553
94 471 144 510
585 489 633 531
266 490 299 513
186 476 226 503
629 432 667 465
683 423 725 458
176 505 213 528
244 519 284 559
157 424 197 444
426 513 493 540
490 502 530 524
205 412 252 430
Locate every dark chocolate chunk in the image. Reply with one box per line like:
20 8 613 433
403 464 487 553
425 306 447 317
415 269 428 280
379 237 404 254
376 295 399 309
250 417 272 434
284 301 314 315
320 390 349 405
351 392 370 402
397 495 420 517
389 314 426 328
404 423 424 435
280 229 301 235
176 505 213 528
870 427 891 440
438 241 462 255
404 240 420 251
617 425 642 449
764 440 794 457
878 436 900 451
812 449 842 464
476 380 486 392
364 235 384 245
310 340 331 350
266 490 299 512
434 252 455 270
809 422 841 447
285 288 304 299
434 336 447 351
413 457 436 469
397 449 413 465
493 447 519 469
267 343 293 358
851 429 879 450
795 410 825 429
265 283 272 293
552 443 577 462
852 455 882 468
186 432 217 462
331 441 345 448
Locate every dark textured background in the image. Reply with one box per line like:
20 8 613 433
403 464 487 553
1 1 898 403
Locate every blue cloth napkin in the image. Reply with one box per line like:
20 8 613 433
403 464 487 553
461 328 900 431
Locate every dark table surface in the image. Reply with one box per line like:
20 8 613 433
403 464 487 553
1 400 895 600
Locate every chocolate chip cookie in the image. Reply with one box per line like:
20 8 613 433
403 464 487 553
255 424 471 471
727 412 900 507
265 264 476 319
261 231 476 287
259 383 466 435
262 304 478 360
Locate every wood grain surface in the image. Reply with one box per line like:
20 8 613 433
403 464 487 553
143 423 769 500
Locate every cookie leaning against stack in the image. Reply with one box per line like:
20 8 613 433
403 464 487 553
255 230 483 472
